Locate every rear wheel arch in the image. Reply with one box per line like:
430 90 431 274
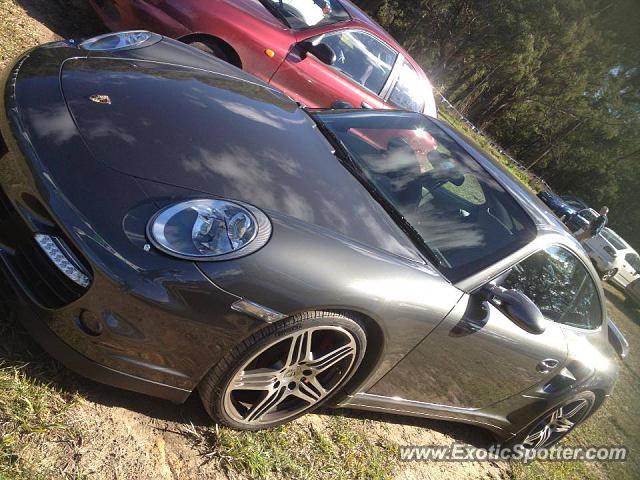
178 33 242 68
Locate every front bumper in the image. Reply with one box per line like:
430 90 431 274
0 45 266 401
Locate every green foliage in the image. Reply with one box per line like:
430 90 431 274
0 309 84 479
186 416 397 479
356 0 640 247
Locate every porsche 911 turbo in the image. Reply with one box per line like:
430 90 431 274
0 32 619 447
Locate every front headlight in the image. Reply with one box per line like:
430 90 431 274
79 31 161 51
147 199 271 260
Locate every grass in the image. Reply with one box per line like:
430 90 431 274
185 416 397 480
0 306 85 479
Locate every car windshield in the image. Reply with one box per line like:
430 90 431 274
314 111 536 280
259 0 350 29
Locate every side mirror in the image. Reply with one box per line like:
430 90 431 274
331 100 354 109
299 41 336 66
482 285 546 334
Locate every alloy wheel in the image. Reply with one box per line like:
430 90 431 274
222 326 357 426
522 398 591 448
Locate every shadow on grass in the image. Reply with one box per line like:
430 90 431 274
14 0 106 40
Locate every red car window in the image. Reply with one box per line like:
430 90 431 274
317 30 397 94
388 60 426 112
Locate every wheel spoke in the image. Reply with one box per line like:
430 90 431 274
553 417 574 432
245 387 289 422
285 330 313 367
525 425 552 448
562 400 588 419
549 407 563 424
307 343 356 373
538 425 552 447
229 368 277 391
291 382 322 404
305 375 327 398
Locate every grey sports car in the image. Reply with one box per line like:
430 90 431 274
0 32 619 448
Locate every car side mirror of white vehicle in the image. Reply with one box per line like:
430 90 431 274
480 284 546 335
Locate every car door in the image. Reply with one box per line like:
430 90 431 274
369 245 602 409
582 233 613 267
619 252 640 286
269 28 395 108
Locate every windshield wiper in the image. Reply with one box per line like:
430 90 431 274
307 112 442 268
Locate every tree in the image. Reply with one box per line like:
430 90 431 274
354 0 640 247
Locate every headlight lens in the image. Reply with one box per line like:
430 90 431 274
79 31 160 51
148 199 271 260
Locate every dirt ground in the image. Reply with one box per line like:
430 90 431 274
0 1 637 479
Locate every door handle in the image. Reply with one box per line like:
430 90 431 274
536 358 559 373
361 101 373 109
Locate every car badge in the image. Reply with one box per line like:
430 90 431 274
89 94 112 105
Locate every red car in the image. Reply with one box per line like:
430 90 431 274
89 0 437 116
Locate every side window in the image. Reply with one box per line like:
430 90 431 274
501 246 602 329
316 30 397 94
625 252 640 273
387 60 426 112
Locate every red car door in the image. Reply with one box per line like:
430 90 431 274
269 28 396 108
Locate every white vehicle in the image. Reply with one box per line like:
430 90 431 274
582 227 640 287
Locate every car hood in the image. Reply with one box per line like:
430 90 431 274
61 57 421 261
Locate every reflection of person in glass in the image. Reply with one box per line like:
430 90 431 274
575 206 609 241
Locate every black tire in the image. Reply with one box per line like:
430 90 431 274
186 40 230 63
199 310 367 430
508 391 596 449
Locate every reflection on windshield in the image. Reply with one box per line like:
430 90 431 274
261 0 350 29
314 111 536 280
